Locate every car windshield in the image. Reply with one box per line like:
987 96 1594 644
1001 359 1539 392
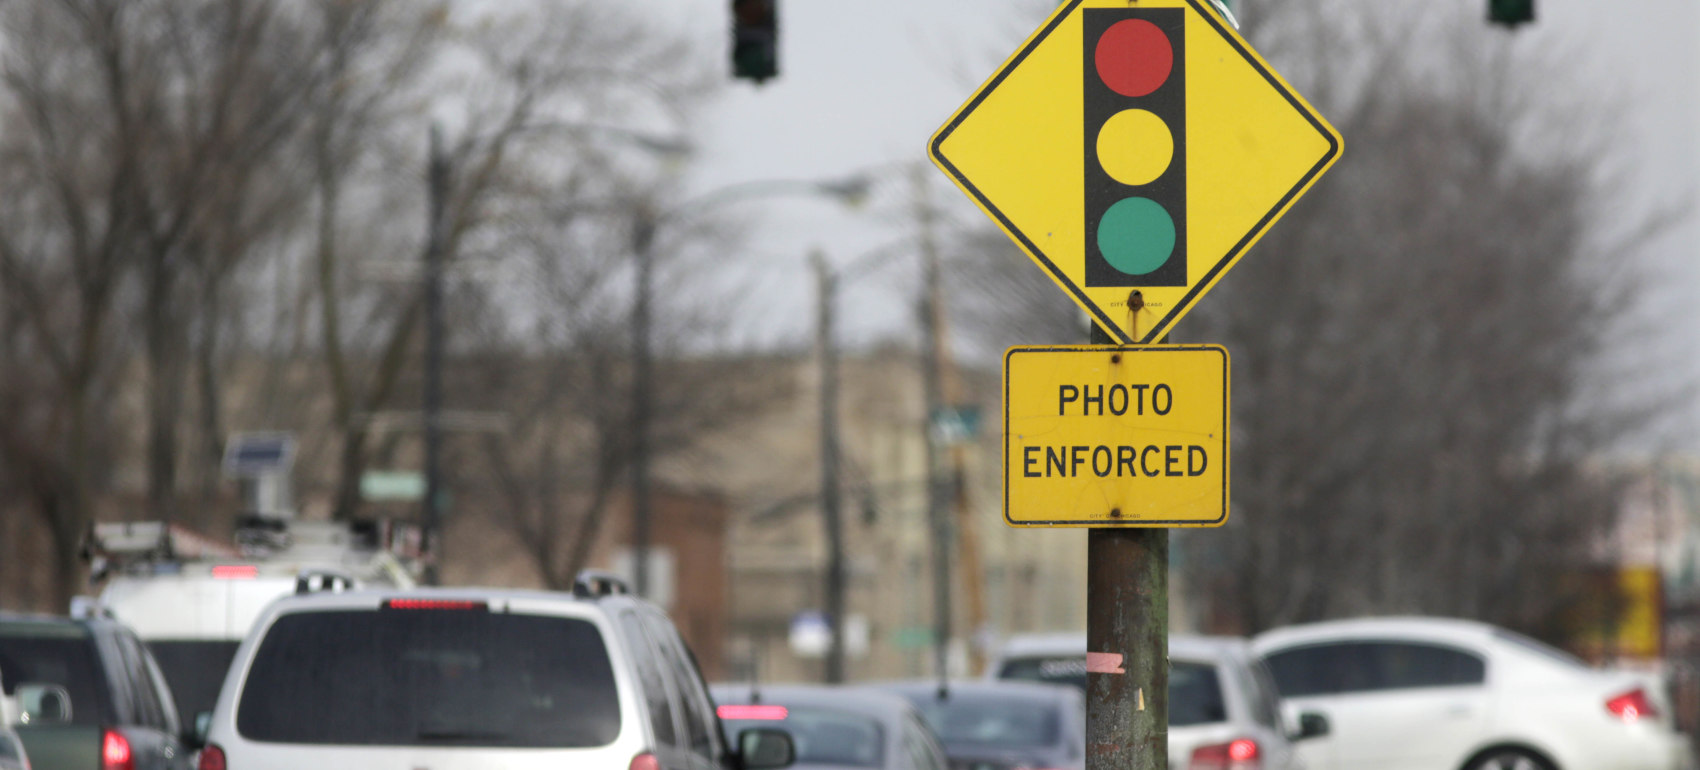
721 706 884 767
910 692 1059 749
236 607 620 747
147 640 241 723
997 655 1087 692
0 628 111 726
1170 661 1227 726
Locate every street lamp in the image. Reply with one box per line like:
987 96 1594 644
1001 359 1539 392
627 172 872 601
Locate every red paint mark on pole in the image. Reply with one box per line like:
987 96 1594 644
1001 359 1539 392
1086 652 1126 674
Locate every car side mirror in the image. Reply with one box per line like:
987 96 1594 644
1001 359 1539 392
1291 711 1330 741
16 683 72 726
188 711 213 748
737 727 795 770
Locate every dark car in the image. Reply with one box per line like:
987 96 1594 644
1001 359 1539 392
0 612 191 770
711 684 948 770
865 681 1084 770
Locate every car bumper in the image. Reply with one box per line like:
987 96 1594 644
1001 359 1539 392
1564 729 1695 770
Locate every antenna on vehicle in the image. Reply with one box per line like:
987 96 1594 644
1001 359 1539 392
748 642 762 704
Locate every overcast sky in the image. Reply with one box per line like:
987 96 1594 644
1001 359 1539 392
646 0 1700 445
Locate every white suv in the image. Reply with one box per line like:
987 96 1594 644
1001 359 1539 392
987 632 1326 770
194 573 793 770
1253 617 1696 770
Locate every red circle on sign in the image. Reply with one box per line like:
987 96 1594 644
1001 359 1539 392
1094 19 1173 97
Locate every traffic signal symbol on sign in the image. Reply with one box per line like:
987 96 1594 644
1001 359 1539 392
928 0 1342 344
1085 9 1186 288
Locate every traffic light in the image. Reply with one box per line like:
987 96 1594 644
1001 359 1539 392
1488 0 1534 27
1085 9 1186 289
731 0 778 83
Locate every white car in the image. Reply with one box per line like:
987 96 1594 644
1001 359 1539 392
988 632 1326 769
1252 617 1696 770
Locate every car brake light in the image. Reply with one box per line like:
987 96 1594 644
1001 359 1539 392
630 752 662 770
1190 738 1261 770
717 704 789 721
100 730 134 770
382 598 488 611
197 744 227 770
1607 688 1659 722
210 564 259 579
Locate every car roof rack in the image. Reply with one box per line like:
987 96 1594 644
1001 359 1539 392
295 569 357 595
573 570 631 598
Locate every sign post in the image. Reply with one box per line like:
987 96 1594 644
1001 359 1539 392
929 1 1340 768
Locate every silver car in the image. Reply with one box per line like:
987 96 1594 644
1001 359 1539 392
988 632 1327 770
197 574 795 770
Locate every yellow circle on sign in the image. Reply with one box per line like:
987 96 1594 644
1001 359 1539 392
1096 109 1173 186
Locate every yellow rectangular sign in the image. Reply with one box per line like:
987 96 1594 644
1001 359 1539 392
1004 345 1228 527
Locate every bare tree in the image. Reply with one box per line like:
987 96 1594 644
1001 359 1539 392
0 0 164 605
0 0 726 603
460 217 792 589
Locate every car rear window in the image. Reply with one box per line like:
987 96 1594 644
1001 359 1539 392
236 607 620 747
1170 661 1227 726
1263 641 1486 696
911 693 1059 749
997 656 1087 692
0 628 111 726
721 706 885 767
147 640 241 723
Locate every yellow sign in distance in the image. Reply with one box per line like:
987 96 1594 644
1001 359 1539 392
931 0 1341 344
1004 346 1228 527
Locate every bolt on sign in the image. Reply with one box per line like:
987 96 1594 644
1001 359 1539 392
1004 346 1228 527
930 0 1341 344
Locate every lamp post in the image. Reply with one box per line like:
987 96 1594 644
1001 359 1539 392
627 173 871 600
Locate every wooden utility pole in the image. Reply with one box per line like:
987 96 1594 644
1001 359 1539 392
1084 324 1168 768
914 166 989 677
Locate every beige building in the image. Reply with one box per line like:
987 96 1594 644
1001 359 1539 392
668 348 1091 684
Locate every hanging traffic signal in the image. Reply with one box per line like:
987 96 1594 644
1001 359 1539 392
1488 0 1534 27
1085 9 1186 289
731 0 778 83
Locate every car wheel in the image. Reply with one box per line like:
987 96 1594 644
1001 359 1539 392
1462 749 1553 770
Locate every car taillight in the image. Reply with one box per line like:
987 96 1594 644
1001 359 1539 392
382 598 488 611
100 730 134 770
197 744 227 770
1607 688 1659 722
1190 738 1261 770
630 752 662 770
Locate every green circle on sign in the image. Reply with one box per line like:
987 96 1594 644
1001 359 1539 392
1097 197 1175 275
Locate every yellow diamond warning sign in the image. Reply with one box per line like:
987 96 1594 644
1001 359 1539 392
1004 346 1228 527
932 0 1341 343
